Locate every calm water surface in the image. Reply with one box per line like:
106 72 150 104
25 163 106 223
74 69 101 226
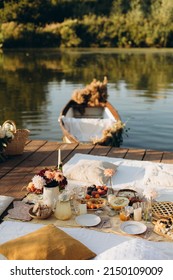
0 48 173 151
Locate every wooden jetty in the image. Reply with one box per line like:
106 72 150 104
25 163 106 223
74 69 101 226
0 140 173 199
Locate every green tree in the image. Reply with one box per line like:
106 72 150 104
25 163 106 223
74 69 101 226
0 0 52 25
112 0 130 14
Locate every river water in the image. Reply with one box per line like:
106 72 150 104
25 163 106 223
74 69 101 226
0 48 173 151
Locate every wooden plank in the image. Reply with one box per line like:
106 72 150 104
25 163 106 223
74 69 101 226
0 140 47 178
62 143 93 164
107 147 128 159
143 150 163 163
89 144 111 157
161 152 173 164
124 148 146 161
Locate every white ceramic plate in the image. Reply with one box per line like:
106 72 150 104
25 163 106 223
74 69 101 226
120 221 147 235
75 214 101 227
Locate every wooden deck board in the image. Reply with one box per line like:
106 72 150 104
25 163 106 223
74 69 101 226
1 140 173 198
107 147 128 158
143 150 163 163
0 140 47 178
89 145 112 157
123 148 146 161
161 152 173 164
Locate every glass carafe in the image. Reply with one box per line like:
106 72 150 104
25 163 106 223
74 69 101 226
55 199 72 220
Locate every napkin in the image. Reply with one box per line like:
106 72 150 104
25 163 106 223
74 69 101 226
7 201 33 221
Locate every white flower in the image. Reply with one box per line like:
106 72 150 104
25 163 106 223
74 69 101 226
5 131 14 139
0 128 6 139
3 123 14 131
143 187 158 200
32 175 46 190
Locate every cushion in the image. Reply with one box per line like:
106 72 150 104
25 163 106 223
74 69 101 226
0 224 96 260
94 238 169 260
64 159 117 185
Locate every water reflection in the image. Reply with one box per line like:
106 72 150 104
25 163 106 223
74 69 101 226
0 48 173 151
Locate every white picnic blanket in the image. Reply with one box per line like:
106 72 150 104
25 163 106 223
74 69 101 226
63 153 173 201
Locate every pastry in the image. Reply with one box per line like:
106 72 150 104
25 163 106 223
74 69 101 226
154 217 173 240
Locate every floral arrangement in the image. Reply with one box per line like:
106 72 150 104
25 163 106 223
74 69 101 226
26 167 68 194
0 123 14 162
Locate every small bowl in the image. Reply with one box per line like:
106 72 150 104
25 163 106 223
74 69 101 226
109 196 129 210
29 207 53 220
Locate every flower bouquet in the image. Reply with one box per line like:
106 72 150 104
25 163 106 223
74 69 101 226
26 167 68 194
0 122 14 162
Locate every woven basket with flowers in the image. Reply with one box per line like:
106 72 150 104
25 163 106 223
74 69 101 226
2 120 30 156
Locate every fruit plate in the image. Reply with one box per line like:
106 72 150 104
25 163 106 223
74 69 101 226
81 198 107 210
86 185 108 198
120 221 147 235
75 214 101 227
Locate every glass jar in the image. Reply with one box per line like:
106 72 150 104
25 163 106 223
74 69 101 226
143 198 153 223
119 207 130 221
55 199 72 220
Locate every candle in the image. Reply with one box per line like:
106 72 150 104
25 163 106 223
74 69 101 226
133 207 142 221
58 149 61 168
79 204 87 215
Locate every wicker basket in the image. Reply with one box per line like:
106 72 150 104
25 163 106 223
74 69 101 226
2 120 30 156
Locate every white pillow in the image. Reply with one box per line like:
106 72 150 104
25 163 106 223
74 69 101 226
64 159 117 185
95 238 169 260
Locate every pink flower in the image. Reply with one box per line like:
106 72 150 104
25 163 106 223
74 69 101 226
54 171 64 182
104 168 115 177
45 170 54 179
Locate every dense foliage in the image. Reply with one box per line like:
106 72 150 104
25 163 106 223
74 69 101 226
1 0 173 48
